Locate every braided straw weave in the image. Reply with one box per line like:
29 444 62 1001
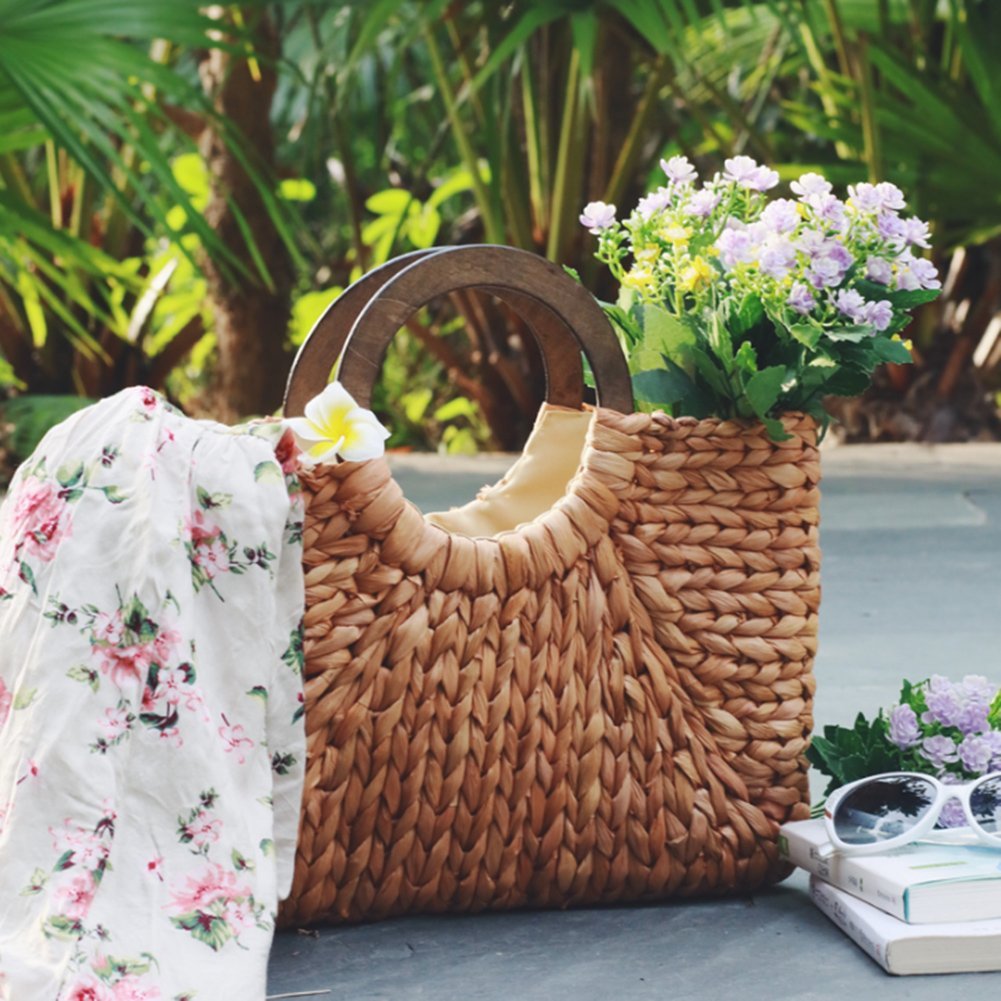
281 408 820 926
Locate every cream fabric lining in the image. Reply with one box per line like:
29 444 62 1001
425 403 594 539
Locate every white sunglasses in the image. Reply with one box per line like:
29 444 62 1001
823 770 1001 856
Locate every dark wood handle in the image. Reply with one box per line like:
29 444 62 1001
337 245 633 413
283 249 444 417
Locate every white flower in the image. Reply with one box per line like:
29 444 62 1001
660 155 697 185
635 188 671 219
286 381 390 464
724 155 778 191
578 201 617 234
791 172 832 199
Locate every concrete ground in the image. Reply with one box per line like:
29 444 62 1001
268 443 1001 1000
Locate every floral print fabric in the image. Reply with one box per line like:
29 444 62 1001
0 388 305 1000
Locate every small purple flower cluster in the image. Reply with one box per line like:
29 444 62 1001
886 675 1001 828
579 155 940 339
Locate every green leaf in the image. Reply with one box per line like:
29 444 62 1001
365 188 413 215
56 462 85 488
21 867 47 895
13 686 38 710
743 365 786 418
691 347 731 398
433 397 477 422
787 323 822 349
170 911 233 952
246 685 268 702
825 325 874 343
632 365 695 408
638 303 697 372
100 485 127 504
400 388 433 424
231 848 255 872
870 337 913 365
734 340 758 375
253 462 281 484
822 367 872 397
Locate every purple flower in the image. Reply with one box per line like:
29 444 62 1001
919 734 959 769
791 172 832 199
787 282 816 315
660 155 698 185
760 198 800 234
888 704 922 749
579 201 617 234
910 257 941 290
847 182 883 213
808 256 848 289
834 288 866 322
959 733 994 775
866 256 893 285
685 189 721 218
636 188 671 219
861 299 893 332
716 226 755 269
895 255 941 292
827 242 854 271
876 211 906 242
922 675 963 728
805 193 846 228
901 217 931 249
985 731 1001 771
875 181 906 211
723 155 778 192
758 237 797 279
936 797 967 829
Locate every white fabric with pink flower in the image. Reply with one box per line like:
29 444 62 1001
0 388 305 1001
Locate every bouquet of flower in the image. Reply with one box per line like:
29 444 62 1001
808 675 1001 825
579 156 942 438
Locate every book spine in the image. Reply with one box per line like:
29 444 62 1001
780 829 907 921
809 877 893 974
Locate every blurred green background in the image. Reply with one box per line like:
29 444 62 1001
2 0 1000 484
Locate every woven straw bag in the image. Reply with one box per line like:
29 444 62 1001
280 245 820 926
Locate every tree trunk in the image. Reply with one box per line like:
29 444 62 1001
198 5 292 421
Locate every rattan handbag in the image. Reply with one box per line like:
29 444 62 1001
280 245 820 926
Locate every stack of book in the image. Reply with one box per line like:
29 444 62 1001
779 818 1001 975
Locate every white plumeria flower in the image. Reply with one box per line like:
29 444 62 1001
286 381 390 464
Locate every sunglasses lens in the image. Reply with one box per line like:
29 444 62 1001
832 775 937 846
970 776 1001 839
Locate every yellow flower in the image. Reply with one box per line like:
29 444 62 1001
678 256 715 293
659 223 691 245
622 265 657 295
891 334 914 352
634 245 660 266
286 381 390 464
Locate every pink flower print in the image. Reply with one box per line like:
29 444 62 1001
157 666 188 705
93 611 124 646
275 426 302 474
222 898 255 936
111 976 161 1001
186 510 218 547
218 719 254 764
0 677 11 730
167 862 250 914
56 873 97 920
98 644 152 687
99 705 133 740
11 478 72 563
194 539 230 579
152 627 180 667
62 976 113 1001
189 816 222 849
146 856 164 881
158 726 183 749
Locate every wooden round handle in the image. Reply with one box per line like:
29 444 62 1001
338 245 634 413
283 249 443 417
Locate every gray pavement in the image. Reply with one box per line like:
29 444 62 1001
268 443 1001 1000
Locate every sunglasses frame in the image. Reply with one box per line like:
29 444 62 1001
823 770 1001 856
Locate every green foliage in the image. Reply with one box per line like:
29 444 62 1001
806 713 905 799
0 395 95 461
